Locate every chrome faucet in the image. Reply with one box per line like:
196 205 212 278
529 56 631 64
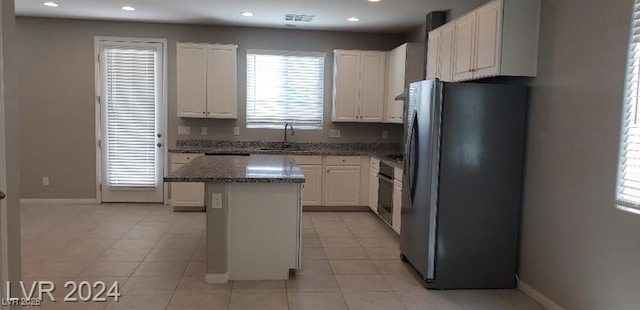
284 123 295 149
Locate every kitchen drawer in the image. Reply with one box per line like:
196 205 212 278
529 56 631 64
394 167 403 181
370 157 380 170
325 156 361 166
294 155 323 165
171 153 203 164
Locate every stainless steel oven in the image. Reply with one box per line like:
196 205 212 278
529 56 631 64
377 162 394 225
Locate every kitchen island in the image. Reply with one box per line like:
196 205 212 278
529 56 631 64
164 155 305 283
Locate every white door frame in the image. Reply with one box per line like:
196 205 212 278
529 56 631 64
0 1 19 307
94 36 168 204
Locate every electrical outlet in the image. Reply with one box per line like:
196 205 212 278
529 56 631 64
42 177 50 187
201 127 208 135
382 130 389 139
233 127 240 136
329 129 341 138
178 126 190 135
211 193 222 209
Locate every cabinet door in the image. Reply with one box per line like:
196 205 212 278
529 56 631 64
360 52 386 122
324 166 361 206
474 0 503 79
299 165 323 206
333 51 360 122
452 13 476 81
369 168 379 213
439 23 456 82
392 181 402 233
425 29 441 80
171 163 205 207
206 45 238 119
386 46 406 123
177 43 207 118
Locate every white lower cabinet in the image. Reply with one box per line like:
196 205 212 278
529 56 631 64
298 165 323 206
392 167 403 232
392 179 402 233
369 158 380 213
324 156 362 206
324 166 361 206
171 153 205 211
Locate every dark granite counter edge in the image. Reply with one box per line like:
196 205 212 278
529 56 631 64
164 177 305 184
169 148 388 156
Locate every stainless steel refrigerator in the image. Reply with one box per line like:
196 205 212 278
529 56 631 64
400 79 528 289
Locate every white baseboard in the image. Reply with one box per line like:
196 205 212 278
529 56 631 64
205 273 229 284
20 198 99 205
518 280 565 310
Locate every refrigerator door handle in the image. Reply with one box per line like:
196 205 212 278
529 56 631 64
407 113 419 205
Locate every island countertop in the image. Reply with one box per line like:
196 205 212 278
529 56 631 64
164 154 305 183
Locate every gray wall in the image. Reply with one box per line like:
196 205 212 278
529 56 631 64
16 17 405 199
519 0 640 309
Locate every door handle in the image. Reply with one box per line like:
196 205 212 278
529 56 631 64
0 191 5 200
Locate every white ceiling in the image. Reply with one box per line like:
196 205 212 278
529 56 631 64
14 0 486 33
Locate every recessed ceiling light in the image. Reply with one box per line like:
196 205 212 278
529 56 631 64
368 0 382 2
42 2 59 7
121 6 135 11
241 12 254 17
347 17 360 22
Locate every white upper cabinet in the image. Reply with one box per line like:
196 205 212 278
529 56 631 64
428 0 541 82
177 43 238 119
206 45 238 119
452 12 477 81
438 23 456 82
425 31 441 80
360 52 386 122
386 43 424 124
177 44 208 118
474 0 502 78
333 51 360 122
333 50 386 123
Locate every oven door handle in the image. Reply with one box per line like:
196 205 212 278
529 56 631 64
377 173 394 183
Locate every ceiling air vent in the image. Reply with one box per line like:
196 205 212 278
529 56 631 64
284 14 315 23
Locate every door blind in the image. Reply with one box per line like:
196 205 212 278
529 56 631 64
105 47 157 187
246 51 325 129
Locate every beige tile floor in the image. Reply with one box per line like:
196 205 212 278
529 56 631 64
19 204 545 310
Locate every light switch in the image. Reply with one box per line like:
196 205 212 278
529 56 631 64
178 126 190 135
211 193 222 209
329 129 341 138
382 130 389 139
233 127 240 136
201 127 208 135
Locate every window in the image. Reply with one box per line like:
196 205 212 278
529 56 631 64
617 0 640 212
246 50 325 129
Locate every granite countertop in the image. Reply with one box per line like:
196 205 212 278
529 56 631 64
169 140 404 168
164 154 305 184
372 155 404 169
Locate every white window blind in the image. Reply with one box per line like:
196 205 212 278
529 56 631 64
246 51 325 129
105 47 158 187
